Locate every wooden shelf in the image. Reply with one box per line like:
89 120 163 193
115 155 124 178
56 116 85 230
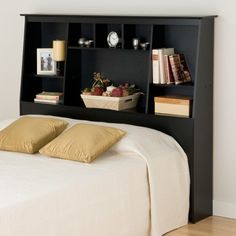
67 46 150 52
151 82 194 87
33 74 64 79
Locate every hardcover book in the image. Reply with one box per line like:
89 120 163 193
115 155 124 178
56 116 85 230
159 48 174 84
34 98 62 104
169 54 192 84
152 49 160 84
36 91 63 100
179 53 192 83
169 54 185 84
164 55 175 84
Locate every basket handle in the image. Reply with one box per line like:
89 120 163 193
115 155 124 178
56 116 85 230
124 98 133 103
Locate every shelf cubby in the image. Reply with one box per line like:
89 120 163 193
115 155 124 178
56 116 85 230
148 83 194 116
95 23 122 48
21 75 64 103
123 24 152 50
68 23 95 47
152 25 198 82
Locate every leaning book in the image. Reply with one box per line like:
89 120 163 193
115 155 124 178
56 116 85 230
169 54 192 84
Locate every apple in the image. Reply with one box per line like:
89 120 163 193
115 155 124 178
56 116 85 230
91 86 103 96
112 87 123 97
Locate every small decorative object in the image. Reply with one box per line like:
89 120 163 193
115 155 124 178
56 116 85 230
90 72 111 95
140 42 150 50
132 38 139 50
107 31 120 48
78 37 86 47
81 72 141 111
37 48 56 75
106 85 117 92
84 40 94 48
81 93 140 111
52 40 66 75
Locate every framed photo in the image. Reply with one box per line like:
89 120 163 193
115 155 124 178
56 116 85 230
37 48 56 75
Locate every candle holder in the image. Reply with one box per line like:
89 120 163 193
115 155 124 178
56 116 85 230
132 38 139 50
53 40 66 76
78 38 86 47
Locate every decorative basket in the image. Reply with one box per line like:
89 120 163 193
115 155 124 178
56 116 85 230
81 93 140 111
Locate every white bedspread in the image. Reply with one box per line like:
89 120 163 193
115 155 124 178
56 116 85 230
0 116 190 236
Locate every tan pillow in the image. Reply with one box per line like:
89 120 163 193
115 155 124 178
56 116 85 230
0 116 68 154
40 123 126 163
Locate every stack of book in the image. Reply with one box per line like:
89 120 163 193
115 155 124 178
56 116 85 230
34 91 63 105
152 48 192 85
154 96 192 117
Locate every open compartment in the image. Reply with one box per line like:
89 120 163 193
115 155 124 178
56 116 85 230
152 25 199 82
75 49 150 112
95 24 122 48
68 23 95 47
123 24 152 50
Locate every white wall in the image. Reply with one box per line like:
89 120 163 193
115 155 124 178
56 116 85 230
0 0 236 219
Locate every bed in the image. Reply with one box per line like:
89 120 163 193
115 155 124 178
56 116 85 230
0 115 189 236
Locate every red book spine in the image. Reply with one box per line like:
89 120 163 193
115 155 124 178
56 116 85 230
164 55 174 84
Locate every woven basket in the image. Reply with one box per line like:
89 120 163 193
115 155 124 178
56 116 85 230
81 93 140 111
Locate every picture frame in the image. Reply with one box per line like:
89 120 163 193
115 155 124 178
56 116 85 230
37 48 56 75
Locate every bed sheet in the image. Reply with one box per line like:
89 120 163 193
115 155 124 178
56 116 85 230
0 116 190 236
0 149 150 236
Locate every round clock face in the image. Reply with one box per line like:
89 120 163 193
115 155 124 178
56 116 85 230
107 31 119 48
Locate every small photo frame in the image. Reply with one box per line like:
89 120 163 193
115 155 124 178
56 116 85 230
37 48 56 75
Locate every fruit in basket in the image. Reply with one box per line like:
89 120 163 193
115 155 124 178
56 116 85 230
121 83 137 95
106 85 117 92
82 88 91 95
111 87 123 97
121 87 129 97
91 86 103 96
81 72 141 97
102 91 112 96
110 84 138 97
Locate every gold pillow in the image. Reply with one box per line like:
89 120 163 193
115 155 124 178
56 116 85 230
40 123 126 163
0 116 68 154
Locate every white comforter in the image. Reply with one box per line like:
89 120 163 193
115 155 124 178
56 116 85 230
0 116 190 236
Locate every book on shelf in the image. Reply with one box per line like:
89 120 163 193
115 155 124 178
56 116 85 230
152 49 160 84
159 48 174 84
34 98 63 104
35 91 63 100
154 96 192 117
164 55 175 84
179 53 192 83
169 54 192 85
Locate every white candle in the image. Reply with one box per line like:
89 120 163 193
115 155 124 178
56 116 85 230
53 40 65 61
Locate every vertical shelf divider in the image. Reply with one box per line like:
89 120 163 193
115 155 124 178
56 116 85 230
93 23 96 48
121 24 124 49
145 24 154 114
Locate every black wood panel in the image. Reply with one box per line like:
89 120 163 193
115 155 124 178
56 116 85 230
191 18 214 222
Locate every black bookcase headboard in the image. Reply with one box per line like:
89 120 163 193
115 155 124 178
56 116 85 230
20 14 216 223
